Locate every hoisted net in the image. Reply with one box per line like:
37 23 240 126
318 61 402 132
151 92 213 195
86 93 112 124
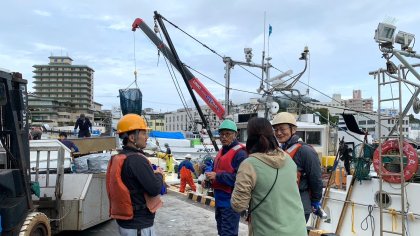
119 88 142 116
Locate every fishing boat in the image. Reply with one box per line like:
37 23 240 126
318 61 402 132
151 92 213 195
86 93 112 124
309 22 420 236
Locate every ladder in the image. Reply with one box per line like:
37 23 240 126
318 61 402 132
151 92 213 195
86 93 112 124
377 68 406 236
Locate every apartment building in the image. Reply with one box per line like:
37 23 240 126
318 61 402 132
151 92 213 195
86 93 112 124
164 106 222 132
337 109 410 139
32 56 95 125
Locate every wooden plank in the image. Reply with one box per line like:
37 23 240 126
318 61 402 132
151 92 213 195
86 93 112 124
68 136 117 155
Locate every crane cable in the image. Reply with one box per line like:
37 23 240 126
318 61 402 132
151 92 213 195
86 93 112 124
125 32 139 90
154 23 196 130
159 15 413 142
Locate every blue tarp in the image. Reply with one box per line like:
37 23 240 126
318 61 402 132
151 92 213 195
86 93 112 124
149 131 185 139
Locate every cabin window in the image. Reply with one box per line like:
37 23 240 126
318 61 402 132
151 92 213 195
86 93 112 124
306 131 321 145
295 131 321 145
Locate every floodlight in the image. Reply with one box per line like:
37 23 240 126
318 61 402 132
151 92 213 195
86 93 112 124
386 60 398 74
395 31 415 50
374 22 396 44
244 48 253 62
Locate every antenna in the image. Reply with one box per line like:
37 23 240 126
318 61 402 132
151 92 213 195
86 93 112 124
266 70 293 83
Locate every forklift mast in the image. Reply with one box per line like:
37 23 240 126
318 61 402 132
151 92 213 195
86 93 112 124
0 70 33 234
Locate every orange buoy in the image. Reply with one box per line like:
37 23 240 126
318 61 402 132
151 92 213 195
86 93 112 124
373 140 418 183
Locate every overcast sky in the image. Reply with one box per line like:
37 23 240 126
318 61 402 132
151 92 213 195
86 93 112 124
2 0 420 114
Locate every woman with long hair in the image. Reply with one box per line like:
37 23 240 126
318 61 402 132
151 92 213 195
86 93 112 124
231 117 307 236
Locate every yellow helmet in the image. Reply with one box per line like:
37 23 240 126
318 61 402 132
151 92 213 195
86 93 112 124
117 114 150 134
271 112 297 126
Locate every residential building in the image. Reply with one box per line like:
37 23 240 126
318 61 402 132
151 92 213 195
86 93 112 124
144 108 165 131
344 90 373 112
164 106 222 132
337 109 410 139
32 55 95 124
92 102 112 135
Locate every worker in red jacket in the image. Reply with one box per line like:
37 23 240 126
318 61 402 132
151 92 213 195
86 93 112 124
206 119 247 236
178 154 197 193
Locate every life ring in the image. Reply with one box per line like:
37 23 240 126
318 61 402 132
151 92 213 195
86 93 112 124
373 140 418 183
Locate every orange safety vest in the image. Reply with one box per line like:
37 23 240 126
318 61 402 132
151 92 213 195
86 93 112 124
212 144 245 193
106 153 162 220
285 143 303 185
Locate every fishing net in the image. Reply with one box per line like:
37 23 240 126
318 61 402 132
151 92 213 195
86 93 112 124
119 88 142 116
353 143 376 182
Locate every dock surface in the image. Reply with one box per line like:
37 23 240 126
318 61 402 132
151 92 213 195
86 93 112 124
57 190 248 235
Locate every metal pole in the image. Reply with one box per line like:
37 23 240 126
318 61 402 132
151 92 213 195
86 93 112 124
266 59 272 120
224 58 231 116
154 12 219 152
386 51 420 136
378 70 384 236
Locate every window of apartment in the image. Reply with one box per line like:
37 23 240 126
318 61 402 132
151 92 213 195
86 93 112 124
367 120 375 125
358 120 366 125
388 120 390 124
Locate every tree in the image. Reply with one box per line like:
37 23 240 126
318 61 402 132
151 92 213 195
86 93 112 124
313 108 338 125
408 114 420 124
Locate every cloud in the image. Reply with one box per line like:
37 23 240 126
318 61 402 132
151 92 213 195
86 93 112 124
108 21 131 31
33 9 51 17
33 42 65 51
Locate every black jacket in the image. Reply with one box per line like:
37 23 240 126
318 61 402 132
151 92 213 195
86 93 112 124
283 134 323 214
116 146 163 229
74 117 92 131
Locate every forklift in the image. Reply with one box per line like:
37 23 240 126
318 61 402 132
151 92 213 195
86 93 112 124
0 69 51 235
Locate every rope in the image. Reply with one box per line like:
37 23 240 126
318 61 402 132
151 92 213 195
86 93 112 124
408 212 415 221
133 32 138 87
389 208 398 231
156 29 194 124
360 205 375 236
351 202 356 234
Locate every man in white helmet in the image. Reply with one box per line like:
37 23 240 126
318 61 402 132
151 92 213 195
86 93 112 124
272 112 323 222
177 154 196 193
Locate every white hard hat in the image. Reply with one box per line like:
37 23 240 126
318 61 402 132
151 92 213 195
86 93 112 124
271 112 297 126
184 154 192 159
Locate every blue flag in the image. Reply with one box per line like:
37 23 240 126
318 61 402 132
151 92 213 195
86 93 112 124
269 24 272 36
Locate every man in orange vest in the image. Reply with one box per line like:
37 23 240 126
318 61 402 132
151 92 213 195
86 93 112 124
178 154 197 193
106 114 164 236
272 112 323 222
205 119 247 236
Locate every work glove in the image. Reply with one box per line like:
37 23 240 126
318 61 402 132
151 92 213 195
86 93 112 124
311 201 327 219
73 129 77 136
311 201 321 211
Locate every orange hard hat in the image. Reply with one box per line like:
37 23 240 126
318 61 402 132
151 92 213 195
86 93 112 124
116 114 150 134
